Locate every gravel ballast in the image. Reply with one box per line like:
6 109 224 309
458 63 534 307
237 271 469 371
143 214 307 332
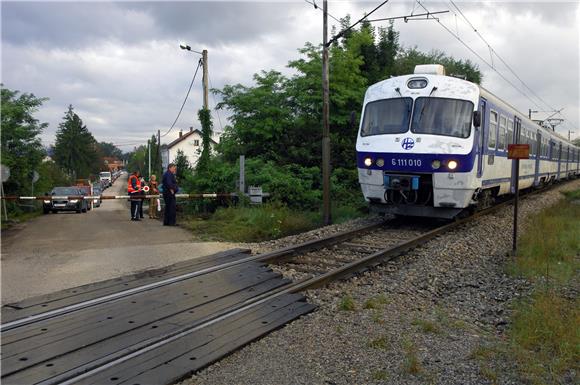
184 180 580 385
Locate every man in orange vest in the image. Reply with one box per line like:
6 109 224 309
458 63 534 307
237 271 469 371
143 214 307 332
128 170 143 221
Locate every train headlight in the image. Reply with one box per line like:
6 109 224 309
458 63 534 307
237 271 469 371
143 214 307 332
376 158 385 167
69 199 79 203
431 160 441 169
447 160 458 170
43 200 51 204
364 157 373 167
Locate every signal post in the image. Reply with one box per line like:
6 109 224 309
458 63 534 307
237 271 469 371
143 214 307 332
508 143 530 254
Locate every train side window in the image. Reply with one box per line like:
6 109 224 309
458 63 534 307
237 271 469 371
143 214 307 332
488 110 498 149
507 119 514 144
498 115 507 150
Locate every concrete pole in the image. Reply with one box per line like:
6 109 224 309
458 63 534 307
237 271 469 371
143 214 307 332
322 0 332 225
202 50 209 110
239 155 245 195
148 139 151 178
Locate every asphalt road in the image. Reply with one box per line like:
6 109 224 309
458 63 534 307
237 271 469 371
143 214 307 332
1 173 240 305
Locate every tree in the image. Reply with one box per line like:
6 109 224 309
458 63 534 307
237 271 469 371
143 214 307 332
126 145 147 175
174 149 192 183
196 108 213 172
97 142 123 159
0 86 47 196
53 105 100 179
395 47 481 83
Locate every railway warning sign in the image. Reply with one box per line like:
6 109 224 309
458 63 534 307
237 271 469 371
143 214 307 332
508 144 529 159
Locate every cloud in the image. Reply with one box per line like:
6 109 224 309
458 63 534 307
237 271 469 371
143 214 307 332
1 0 578 148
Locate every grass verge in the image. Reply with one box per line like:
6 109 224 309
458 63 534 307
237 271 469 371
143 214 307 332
506 188 580 384
1 209 42 230
510 291 579 384
185 204 318 242
508 190 580 284
184 203 365 242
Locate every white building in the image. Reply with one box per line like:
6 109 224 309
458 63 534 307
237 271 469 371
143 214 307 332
164 127 219 168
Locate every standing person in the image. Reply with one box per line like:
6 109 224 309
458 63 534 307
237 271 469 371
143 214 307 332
127 170 142 221
139 176 146 219
148 174 159 219
162 163 178 226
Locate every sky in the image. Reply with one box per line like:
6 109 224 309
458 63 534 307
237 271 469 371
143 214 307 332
2 0 579 151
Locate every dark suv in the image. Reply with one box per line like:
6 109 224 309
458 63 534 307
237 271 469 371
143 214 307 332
43 187 87 214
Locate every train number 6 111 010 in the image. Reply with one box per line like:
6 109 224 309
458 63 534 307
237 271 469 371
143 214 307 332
391 158 422 167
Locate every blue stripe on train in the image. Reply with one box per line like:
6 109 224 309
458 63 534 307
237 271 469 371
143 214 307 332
356 151 477 173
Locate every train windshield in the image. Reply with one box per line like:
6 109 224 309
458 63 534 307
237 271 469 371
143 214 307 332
360 98 412 137
411 97 473 138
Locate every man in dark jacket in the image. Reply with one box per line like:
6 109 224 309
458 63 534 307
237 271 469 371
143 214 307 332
162 163 178 226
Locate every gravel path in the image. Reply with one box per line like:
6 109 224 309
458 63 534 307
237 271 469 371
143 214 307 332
183 180 580 385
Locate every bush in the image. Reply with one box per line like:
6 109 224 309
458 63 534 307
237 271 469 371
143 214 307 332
185 204 318 242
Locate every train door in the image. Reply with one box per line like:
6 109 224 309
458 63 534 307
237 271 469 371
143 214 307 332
556 142 562 179
476 99 486 178
534 131 541 186
510 116 522 193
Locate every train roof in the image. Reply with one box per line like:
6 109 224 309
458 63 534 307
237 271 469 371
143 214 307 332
478 86 575 146
365 65 577 148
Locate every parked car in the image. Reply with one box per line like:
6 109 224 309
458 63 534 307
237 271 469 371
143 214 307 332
92 186 102 208
43 187 87 214
99 171 112 188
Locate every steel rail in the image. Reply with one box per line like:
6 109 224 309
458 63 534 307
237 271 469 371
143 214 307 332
12 180 575 383
39 188 507 384
0 222 384 332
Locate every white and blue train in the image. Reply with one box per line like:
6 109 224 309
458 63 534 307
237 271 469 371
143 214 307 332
356 64 579 218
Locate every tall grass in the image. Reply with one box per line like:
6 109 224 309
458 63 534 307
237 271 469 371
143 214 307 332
186 204 318 242
508 190 580 284
510 292 579 384
507 189 580 384
184 201 367 243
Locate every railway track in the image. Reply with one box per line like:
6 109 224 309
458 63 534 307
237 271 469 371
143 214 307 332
1 181 570 384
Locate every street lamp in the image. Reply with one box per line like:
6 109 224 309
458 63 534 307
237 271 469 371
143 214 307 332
179 42 202 55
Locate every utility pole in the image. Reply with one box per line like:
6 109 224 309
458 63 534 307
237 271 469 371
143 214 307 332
202 50 209 110
157 129 161 172
322 0 331 226
148 139 151 178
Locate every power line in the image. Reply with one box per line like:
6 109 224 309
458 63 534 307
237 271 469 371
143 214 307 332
207 69 224 132
304 0 341 23
448 0 553 112
327 0 391 46
161 59 202 138
415 1 544 113
446 0 577 130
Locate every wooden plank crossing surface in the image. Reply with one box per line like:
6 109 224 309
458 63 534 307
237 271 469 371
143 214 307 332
1 249 316 384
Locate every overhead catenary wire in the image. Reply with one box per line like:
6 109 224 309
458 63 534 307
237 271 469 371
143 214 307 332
442 0 576 133
326 0 392 46
447 0 554 113
304 0 341 23
161 58 203 138
415 1 546 113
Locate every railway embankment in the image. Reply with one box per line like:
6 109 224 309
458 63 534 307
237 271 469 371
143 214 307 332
186 179 579 385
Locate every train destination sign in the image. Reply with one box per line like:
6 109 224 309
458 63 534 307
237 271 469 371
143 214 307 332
508 144 530 159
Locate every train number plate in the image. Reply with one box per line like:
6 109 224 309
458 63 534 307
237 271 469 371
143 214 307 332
391 158 422 167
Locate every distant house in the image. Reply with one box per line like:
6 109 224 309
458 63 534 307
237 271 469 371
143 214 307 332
102 157 124 172
164 127 219 168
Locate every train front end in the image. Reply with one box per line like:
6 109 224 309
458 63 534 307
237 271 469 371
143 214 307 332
356 65 480 218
